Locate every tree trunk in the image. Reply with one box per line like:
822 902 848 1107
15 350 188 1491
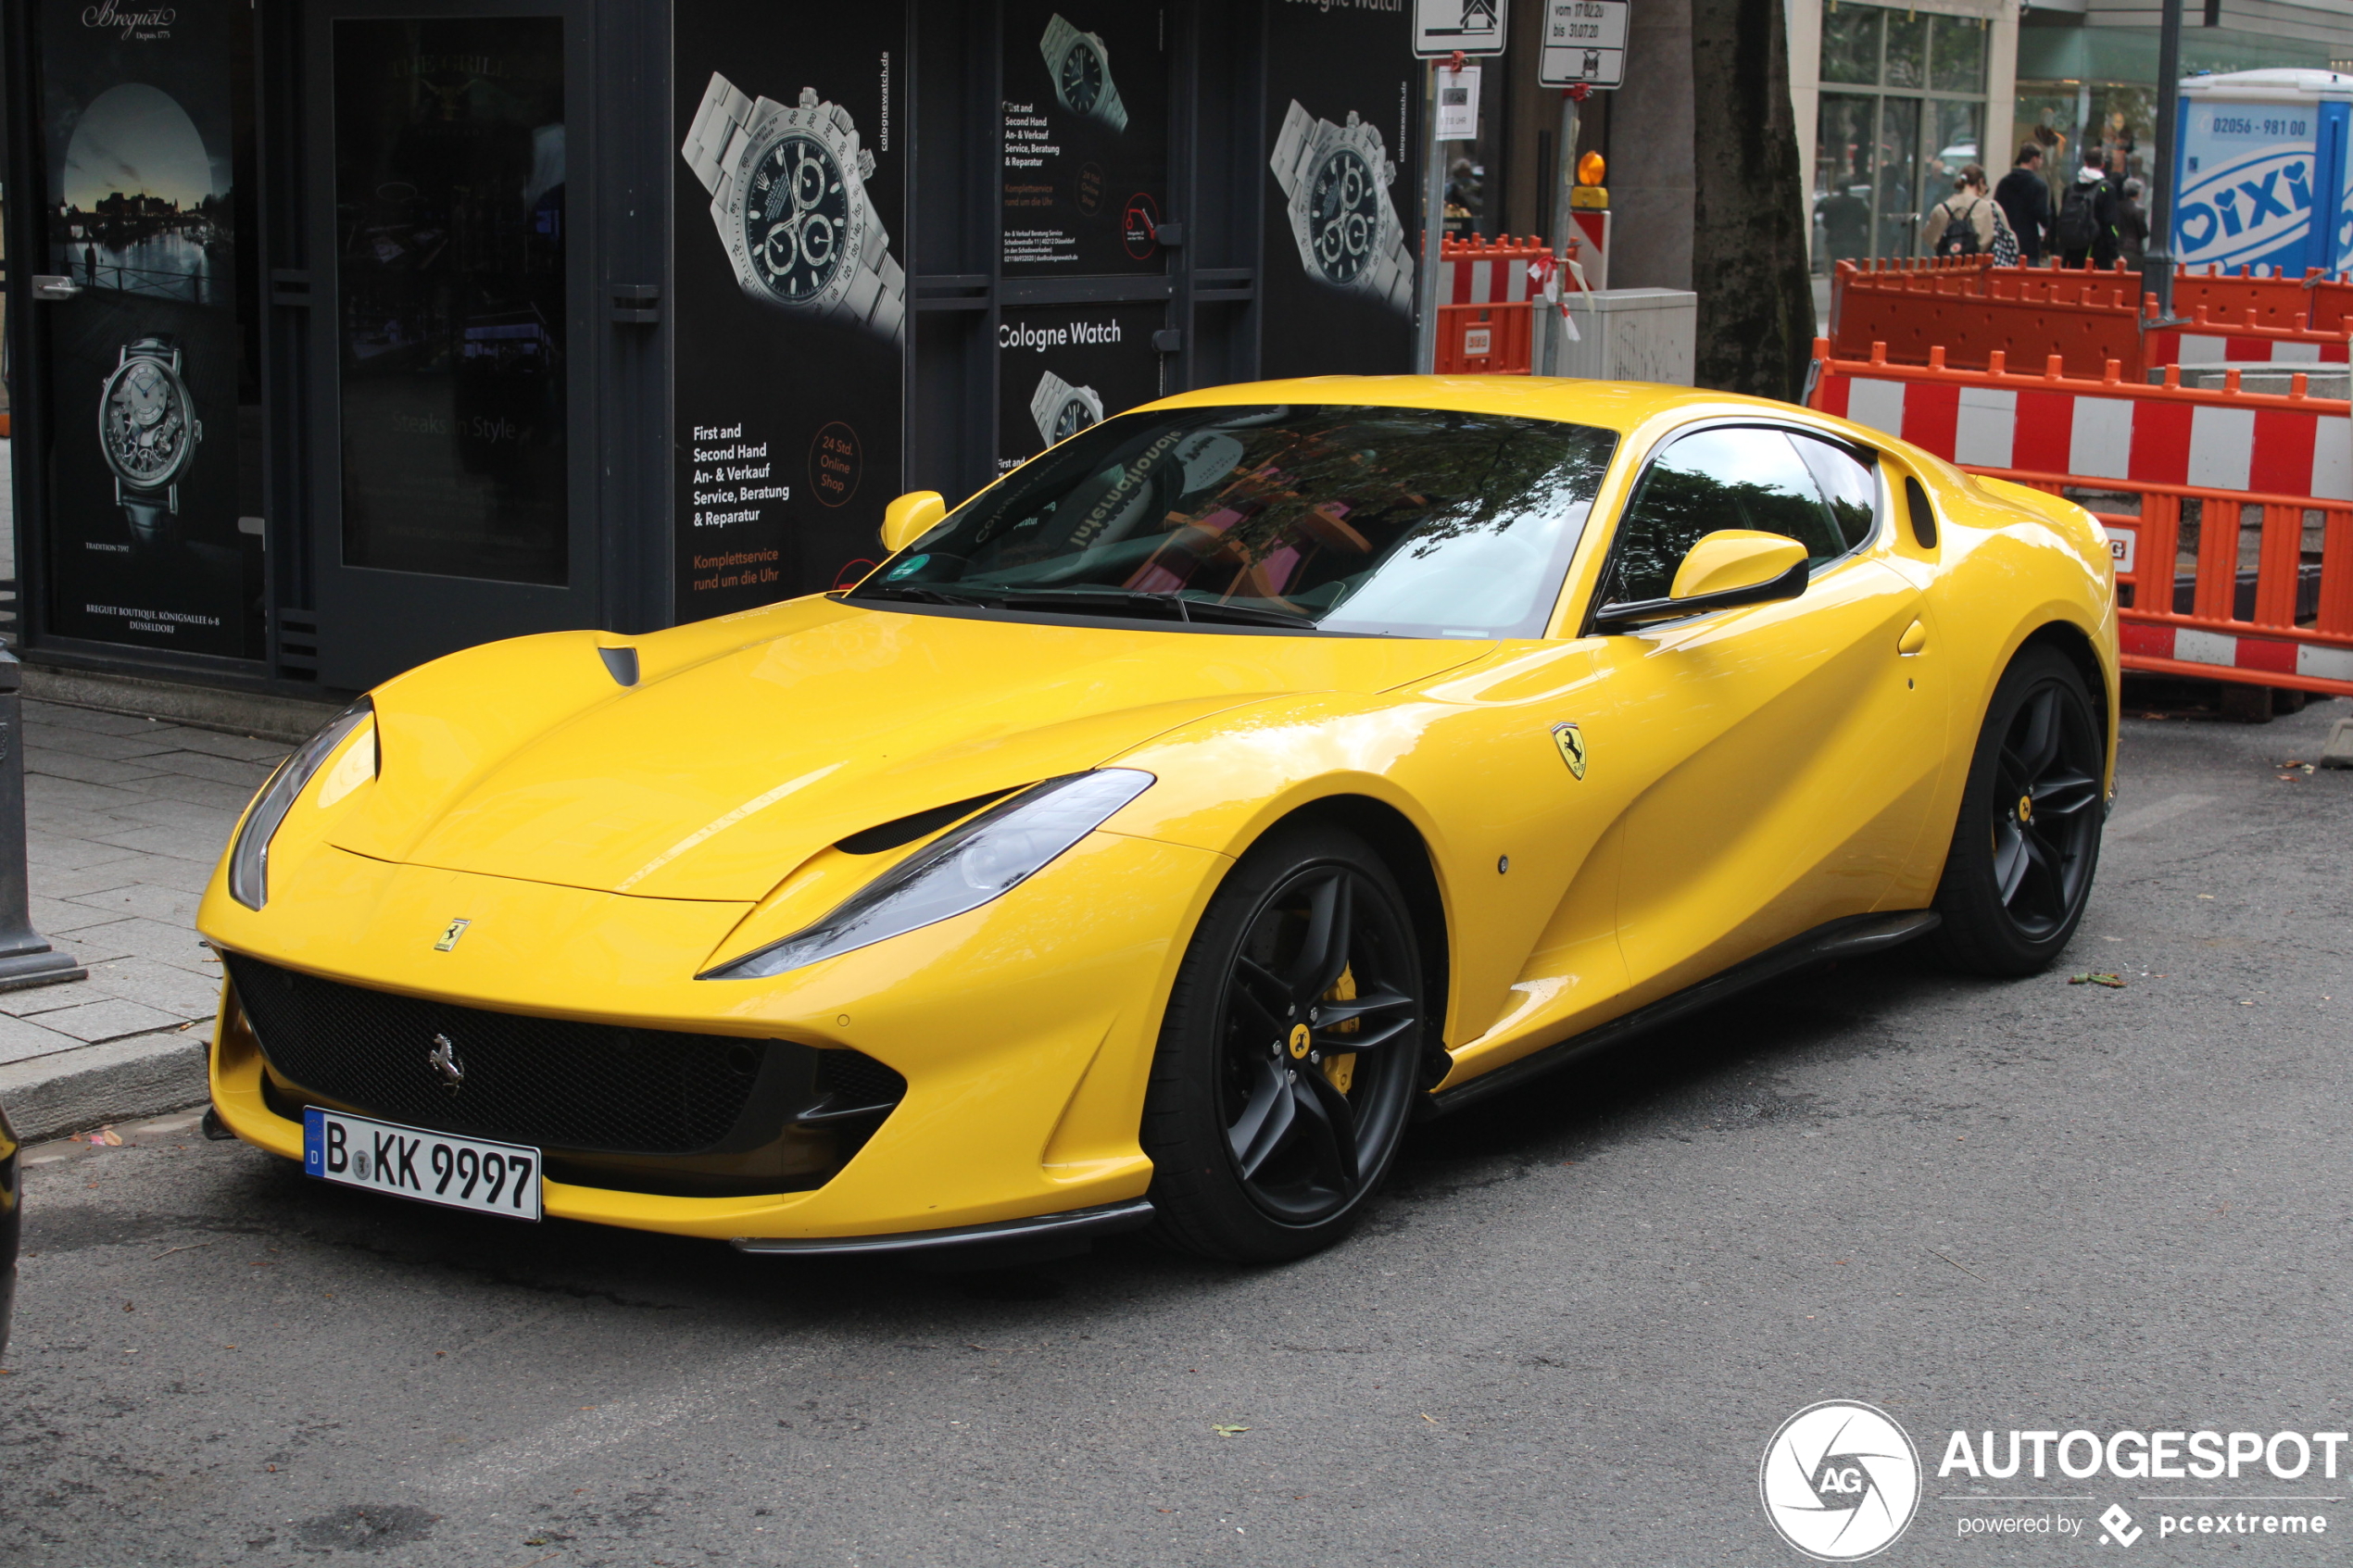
1688 0 1815 401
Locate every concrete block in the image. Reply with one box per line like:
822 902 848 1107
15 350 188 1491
1548 288 1697 385
2322 717 2353 769
0 1030 209 1142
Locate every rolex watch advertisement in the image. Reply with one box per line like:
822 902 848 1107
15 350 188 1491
673 3 907 621
1001 1 1170 277
996 305 1166 473
33 0 262 659
1262 4 1421 378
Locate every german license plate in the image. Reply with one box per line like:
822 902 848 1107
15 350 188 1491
302 1108 541 1222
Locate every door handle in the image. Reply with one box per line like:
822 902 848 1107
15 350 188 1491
1897 619 1928 656
30 275 82 301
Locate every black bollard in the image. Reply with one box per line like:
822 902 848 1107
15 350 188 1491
0 649 87 991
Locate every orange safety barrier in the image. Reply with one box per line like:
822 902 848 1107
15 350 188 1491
1435 234 1545 374
1808 337 2353 701
1833 257 2353 382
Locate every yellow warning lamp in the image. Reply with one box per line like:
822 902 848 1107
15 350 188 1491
1571 150 1608 208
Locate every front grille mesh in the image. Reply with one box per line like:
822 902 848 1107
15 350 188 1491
226 954 767 1155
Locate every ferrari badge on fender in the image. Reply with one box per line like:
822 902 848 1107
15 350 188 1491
1552 721 1588 780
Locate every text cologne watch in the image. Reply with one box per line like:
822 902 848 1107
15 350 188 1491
1268 100 1415 314
1040 15 1128 133
681 75 906 345
1029 370 1104 446
97 335 203 548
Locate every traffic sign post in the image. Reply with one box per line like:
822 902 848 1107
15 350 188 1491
1414 0 1507 57
1539 0 1628 88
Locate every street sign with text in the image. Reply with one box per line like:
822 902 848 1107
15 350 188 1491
1539 0 1628 88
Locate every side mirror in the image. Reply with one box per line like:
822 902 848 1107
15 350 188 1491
1592 529 1810 633
879 491 947 556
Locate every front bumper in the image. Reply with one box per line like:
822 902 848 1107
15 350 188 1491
201 831 1227 1243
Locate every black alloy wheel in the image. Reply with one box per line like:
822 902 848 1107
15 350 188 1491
1142 822 1427 1261
1929 644 2107 975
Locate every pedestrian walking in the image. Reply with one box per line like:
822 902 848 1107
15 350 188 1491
2116 176 2150 269
1922 165 1999 259
1994 145 2053 264
2055 161 2119 269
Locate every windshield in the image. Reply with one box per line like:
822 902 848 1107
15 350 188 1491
849 404 1620 638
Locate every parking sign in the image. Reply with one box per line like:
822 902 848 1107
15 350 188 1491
1538 0 1628 87
1414 0 1507 56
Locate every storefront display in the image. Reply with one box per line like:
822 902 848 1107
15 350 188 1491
35 0 262 659
1000 3 1171 277
996 303 1167 472
672 2 908 617
1261 4 1420 378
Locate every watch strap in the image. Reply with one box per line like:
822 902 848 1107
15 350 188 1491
682 72 756 197
1270 101 1317 199
1096 79 1129 135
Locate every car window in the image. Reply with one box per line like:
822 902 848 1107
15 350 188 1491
1601 426 1847 606
853 404 1620 639
1789 432 1880 549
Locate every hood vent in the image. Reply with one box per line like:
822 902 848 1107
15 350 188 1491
835 788 1020 856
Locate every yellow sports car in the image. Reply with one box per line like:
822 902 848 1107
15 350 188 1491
197 377 2117 1262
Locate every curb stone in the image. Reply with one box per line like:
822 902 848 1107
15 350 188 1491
0 1030 208 1143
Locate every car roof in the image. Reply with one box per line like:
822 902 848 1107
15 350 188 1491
1143 375 1793 435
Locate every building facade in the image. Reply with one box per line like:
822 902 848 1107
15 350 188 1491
3 0 1463 695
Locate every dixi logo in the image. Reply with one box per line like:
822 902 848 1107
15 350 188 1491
1761 1400 1923 1561
2174 150 2318 270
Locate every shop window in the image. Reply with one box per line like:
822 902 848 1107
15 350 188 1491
1820 6 1882 87
1812 1 1994 277
1930 15 1988 95
1882 10 1928 91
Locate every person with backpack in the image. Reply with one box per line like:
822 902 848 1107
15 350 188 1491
1922 165 1999 259
2056 161 2119 269
1994 146 2054 263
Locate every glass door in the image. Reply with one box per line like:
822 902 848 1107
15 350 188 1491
305 1 597 688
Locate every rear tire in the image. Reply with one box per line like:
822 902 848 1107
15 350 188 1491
1140 823 1426 1263
1927 645 2107 976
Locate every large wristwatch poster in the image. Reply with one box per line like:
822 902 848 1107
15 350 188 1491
36 0 261 659
1001 2 1170 276
1262 4 1421 377
673 3 907 620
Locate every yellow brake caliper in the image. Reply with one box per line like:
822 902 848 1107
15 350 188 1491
1323 965 1359 1094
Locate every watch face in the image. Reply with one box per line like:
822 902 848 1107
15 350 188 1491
1059 43 1102 115
102 359 193 486
1308 147 1381 284
743 129 851 303
1052 396 1098 442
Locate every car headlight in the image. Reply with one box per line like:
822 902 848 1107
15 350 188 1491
700 769 1155 980
228 699 375 911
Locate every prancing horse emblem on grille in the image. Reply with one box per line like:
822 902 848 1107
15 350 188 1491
427 1033 465 1094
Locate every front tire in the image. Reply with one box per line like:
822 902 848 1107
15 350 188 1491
1928 644 2107 975
1141 822 1427 1262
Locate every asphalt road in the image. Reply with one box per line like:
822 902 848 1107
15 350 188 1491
4 696 2349 1567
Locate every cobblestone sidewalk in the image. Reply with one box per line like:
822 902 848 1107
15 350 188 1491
2 698 281 1081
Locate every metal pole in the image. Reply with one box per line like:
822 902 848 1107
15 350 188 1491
1416 60 1447 373
0 650 87 992
2141 0 2185 316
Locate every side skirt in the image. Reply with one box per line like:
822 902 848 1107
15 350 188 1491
1420 910 1942 1120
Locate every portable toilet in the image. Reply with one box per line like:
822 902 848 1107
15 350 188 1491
2172 69 2353 276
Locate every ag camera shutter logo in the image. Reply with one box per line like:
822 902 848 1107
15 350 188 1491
1760 1400 1923 1561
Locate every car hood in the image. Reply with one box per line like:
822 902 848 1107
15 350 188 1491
328 596 1490 902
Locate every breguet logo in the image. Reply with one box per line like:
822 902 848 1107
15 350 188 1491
82 0 177 40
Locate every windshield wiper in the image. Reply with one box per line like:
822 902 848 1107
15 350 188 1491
996 587 1317 629
856 583 1003 608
